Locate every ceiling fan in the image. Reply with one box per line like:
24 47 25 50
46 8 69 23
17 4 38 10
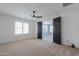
32 10 43 19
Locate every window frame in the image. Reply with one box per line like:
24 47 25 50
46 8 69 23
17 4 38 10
15 22 29 35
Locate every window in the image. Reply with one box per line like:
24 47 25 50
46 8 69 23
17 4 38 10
15 22 22 34
43 24 49 33
15 22 29 35
23 23 29 34
50 25 53 32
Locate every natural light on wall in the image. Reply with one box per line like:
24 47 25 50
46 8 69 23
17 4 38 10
15 22 29 35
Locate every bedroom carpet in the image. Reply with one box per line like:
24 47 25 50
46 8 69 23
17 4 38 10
0 39 79 56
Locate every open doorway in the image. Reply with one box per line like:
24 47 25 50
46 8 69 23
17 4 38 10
42 20 53 42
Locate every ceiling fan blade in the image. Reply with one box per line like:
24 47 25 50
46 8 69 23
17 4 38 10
32 10 43 19
35 16 42 18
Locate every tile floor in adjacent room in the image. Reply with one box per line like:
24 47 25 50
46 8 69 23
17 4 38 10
0 39 79 56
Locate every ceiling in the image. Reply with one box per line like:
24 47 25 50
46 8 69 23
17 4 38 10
0 3 63 21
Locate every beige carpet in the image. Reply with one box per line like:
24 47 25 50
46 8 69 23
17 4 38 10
0 39 79 56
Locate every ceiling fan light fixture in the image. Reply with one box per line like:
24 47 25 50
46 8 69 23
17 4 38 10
33 17 36 19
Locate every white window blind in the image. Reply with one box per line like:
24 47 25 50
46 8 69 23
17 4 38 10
15 22 29 35
15 22 22 34
23 23 29 34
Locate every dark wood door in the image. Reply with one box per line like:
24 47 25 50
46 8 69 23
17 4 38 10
38 22 42 39
53 17 61 44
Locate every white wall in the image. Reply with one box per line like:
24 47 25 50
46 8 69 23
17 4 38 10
0 14 37 44
61 4 79 48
